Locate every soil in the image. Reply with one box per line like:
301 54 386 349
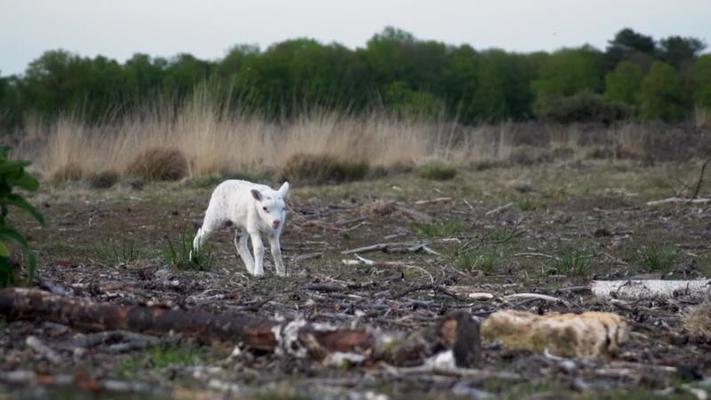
2 160 710 399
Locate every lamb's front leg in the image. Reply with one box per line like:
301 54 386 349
249 232 265 277
234 231 255 274
269 234 287 277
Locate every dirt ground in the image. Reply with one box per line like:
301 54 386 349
2 159 711 399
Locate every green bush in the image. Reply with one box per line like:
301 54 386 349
534 91 631 124
416 162 457 180
0 148 44 287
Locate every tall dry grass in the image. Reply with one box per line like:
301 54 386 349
16 92 515 180
14 90 710 181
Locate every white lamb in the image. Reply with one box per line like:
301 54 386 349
191 180 290 277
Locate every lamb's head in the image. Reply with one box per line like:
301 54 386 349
251 182 289 231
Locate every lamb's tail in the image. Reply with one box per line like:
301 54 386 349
190 228 204 261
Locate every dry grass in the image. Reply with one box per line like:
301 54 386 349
14 92 517 180
12 92 711 182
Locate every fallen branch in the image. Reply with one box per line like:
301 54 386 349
341 241 438 256
0 288 481 368
646 197 711 206
691 159 711 200
591 280 711 300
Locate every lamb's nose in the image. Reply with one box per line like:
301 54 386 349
272 220 280 229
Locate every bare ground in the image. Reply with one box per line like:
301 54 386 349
2 159 711 399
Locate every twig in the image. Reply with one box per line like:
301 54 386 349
394 284 468 301
512 252 559 260
485 202 513 216
341 241 436 255
414 197 453 205
691 159 711 199
646 197 711 206
502 293 568 305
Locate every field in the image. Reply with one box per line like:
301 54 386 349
1 147 711 399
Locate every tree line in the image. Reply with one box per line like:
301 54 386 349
0 27 710 128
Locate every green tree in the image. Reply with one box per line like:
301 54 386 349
692 55 711 109
123 53 167 101
605 61 644 106
605 28 656 70
658 36 706 69
639 61 688 121
532 46 605 98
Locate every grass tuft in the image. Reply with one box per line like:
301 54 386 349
412 221 463 238
163 232 213 271
555 248 592 277
416 162 457 180
636 245 677 272
456 250 498 273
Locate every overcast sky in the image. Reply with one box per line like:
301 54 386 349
1 0 710 76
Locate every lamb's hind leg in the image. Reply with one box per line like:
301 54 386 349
234 230 255 274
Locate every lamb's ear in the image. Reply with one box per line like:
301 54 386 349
277 181 290 198
250 189 262 201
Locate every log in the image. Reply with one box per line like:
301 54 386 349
591 280 711 300
0 288 481 367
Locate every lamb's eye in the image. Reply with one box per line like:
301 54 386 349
262 206 268 212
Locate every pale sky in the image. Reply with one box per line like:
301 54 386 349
1 0 710 76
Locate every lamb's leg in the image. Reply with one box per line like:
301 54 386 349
269 234 286 277
249 232 265 277
234 230 255 274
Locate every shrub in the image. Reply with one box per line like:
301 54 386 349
280 153 369 185
535 92 631 124
88 170 120 189
0 148 44 287
127 147 189 181
50 162 84 183
416 162 457 180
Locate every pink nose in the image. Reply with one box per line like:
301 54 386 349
272 220 280 229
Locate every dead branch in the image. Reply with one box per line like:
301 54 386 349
646 197 711 206
502 293 568 305
591 280 711 300
341 241 437 255
0 288 481 368
691 159 711 199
